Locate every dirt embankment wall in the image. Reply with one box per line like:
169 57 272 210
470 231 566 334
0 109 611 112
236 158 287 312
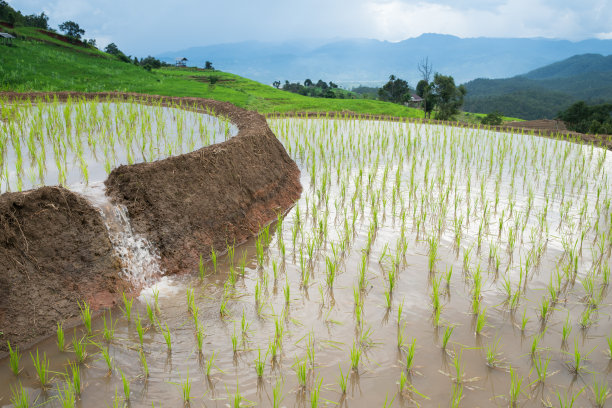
0 92 302 352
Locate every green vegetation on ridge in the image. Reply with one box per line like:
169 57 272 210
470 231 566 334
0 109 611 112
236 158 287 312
0 35 425 118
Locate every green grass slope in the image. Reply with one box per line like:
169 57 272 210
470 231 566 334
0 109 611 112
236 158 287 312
0 33 425 118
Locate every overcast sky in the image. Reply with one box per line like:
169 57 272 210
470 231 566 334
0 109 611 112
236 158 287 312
8 0 612 56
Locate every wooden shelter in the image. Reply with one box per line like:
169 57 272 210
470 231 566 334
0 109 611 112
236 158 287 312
175 57 188 67
0 32 15 45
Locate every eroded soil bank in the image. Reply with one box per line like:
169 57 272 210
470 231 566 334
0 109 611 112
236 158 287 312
0 93 302 352
0 187 126 352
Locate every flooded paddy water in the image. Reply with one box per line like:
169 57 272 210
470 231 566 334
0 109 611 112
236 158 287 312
1 114 611 407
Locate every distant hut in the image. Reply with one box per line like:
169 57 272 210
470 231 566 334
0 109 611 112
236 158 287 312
406 94 423 108
175 57 188 67
0 32 15 46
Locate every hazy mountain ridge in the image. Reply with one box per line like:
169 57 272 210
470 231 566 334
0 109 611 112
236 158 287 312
157 34 612 86
463 54 612 119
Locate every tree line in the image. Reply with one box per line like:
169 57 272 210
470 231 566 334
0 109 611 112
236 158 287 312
557 101 612 134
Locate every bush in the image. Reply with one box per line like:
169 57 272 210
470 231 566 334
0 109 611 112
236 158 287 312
480 111 503 126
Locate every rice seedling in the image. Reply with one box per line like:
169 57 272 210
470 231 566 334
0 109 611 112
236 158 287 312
121 292 133 322
229 383 243 408
72 334 88 363
555 387 584 408
70 362 81 395
8 341 21 376
485 338 502 368
475 307 487 335
102 311 116 342
119 368 130 402
442 326 453 350
78 300 92 335
206 351 218 377
449 383 463 408
57 322 65 352
135 312 145 346
10 382 29 408
161 322 172 352
532 352 551 383
31 349 50 388
146 302 155 324
591 375 610 408
139 349 149 378
509 365 524 406
562 313 572 344
566 338 594 374
405 338 416 372
338 364 349 394
273 379 284 408
310 377 323 407
295 357 308 388
254 348 266 377
452 349 464 383
56 382 76 408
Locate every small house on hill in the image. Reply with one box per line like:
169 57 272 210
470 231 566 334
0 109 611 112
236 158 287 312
175 57 188 67
0 32 15 46
406 94 423 108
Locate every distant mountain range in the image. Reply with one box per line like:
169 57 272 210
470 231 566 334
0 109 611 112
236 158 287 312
463 54 612 119
157 34 612 87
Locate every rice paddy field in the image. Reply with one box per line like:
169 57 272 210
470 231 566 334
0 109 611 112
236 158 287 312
1 107 612 408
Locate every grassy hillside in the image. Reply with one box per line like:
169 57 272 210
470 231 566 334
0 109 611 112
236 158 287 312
0 30 427 118
463 54 612 119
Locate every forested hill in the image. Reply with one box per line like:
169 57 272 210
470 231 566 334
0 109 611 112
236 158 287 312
463 54 612 119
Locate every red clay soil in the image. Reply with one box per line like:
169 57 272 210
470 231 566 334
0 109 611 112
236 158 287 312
0 92 302 352
36 29 88 47
0 187 127 353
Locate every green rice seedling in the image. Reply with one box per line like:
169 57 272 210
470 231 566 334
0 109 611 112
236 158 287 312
102 311 116 342
398 370 407 391
146 302 155 324
206 351 217 377
485 338 501 368
579 306 593 329
119 368 130 402
97 343 113 373
159 322 171 352
530 332 544 356
607 333 612 358
452 349 464 383
445 266 453 287
10 382 29 408
7 341 21 375
567 338 593 374
72 334 88 363
295 357 307 388
539 296 550 322
254 348 265 377
592 375 610 407
273 379 284 408
310 377 323 408
476 308 487 335
139 349 149 378
397 299 404 326
78 300 92 335
520 309 529 332
442 326 453 350
135 312 145 346
31 349 50 388
338 364 349 394
405 338 416 372
350 342 362 371
325 256 336 288
532 352 551 384
562 314 572 344
56 382 76 408
57 322 65 352
284 278 291 305
509 365 524 406
230 383 242 408
449 383 463 408
152 288 160 312
384 290 392 309
70 362 81 395
231 327 239 353
555 387 584 408
196 324 205 354
121 292 133 322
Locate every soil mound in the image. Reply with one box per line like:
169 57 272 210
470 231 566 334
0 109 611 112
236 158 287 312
105 96 302 273
0 186 126 352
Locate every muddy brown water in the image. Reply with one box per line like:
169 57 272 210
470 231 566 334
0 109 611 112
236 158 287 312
1 118 611 407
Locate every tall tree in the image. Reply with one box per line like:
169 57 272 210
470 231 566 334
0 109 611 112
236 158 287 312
431 73 466 120
58 21 85 40
378 75 411 104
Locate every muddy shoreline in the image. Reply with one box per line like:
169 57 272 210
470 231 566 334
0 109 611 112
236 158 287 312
0 92 302 353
